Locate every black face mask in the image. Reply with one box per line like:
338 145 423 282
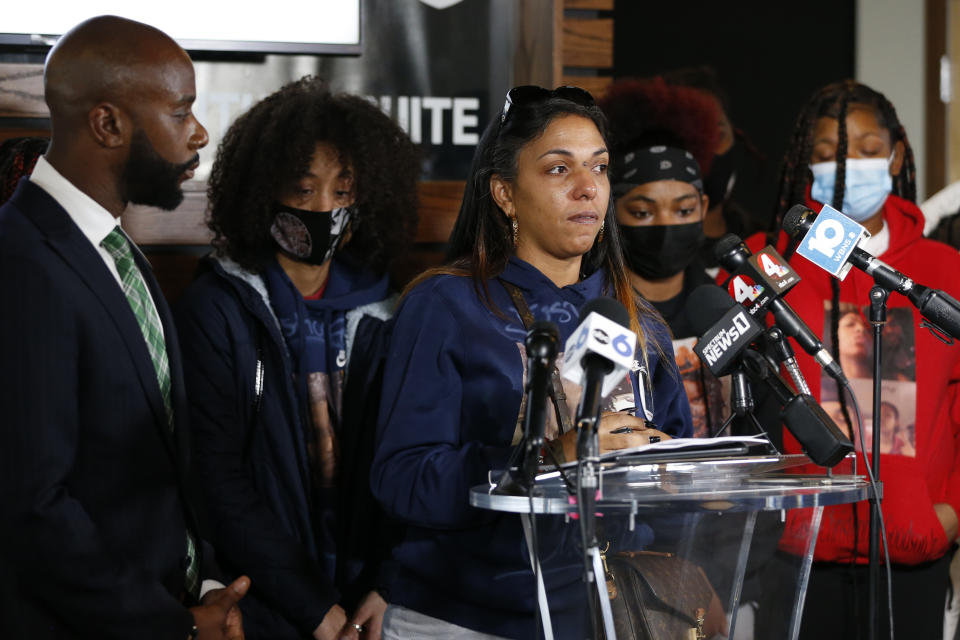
703 142 740 207
620 221 705 280
269 203 352 266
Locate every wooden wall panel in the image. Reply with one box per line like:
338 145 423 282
562 18 613 69
514 0 563 89
560 75 612 98
415 180 463 243
926 0 947 196
123 183 211 245
950 0 960 184
565 0 613 9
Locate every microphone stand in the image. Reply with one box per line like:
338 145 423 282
574 369 617 640
867 286 889 640
767 326 811 395
576 383 603 640
713 360 779 456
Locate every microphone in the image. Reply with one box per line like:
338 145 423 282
740 349 853 467
686 283 765 377
784 204 960 340
519 321 560 486
715 234 848 384
685 284 853 465
687 284 765 420
494 321 560 495
560 297 637 432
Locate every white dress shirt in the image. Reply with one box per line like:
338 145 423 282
29 156 164 338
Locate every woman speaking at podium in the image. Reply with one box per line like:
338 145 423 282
371 86 692 639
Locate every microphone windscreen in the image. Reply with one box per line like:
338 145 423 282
782 204 816 237
684 284 736 337
579 296 629 328
529 320 559 337
713 233 745 263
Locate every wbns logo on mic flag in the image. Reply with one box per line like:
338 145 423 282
796 204 869 279
693 307 764 376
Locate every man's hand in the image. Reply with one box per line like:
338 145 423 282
935 503 959 541
189 576 250 640
339 591 387 640
313 604 348 640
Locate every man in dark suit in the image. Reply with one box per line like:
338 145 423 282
0 16 249 639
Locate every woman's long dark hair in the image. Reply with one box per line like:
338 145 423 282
408 90 662 352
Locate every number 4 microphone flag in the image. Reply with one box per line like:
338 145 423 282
726 246 801 317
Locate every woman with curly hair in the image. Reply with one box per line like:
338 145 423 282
174 76 419 640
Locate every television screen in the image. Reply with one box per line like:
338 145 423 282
1 1 361 54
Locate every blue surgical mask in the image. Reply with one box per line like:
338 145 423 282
810 155 893 222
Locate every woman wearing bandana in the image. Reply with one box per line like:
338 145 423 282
599 79 726 438
174 77 419 640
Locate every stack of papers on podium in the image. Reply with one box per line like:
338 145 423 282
601 435 772 461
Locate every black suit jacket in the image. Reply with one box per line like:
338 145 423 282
0 180 207 639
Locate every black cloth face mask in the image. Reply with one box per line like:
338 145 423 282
620 221 705 280
269 203 352 266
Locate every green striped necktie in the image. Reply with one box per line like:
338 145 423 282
100 226 199 597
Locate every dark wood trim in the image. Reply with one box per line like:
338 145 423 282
565 0 613 8
926 0 948 197
513 0 562 88
560 74 610 98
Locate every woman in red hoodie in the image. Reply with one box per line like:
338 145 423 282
752 80 960 639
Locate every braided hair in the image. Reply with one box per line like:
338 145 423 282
773 81 917 486
772 80 916 235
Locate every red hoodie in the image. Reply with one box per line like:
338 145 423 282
744 194 960 565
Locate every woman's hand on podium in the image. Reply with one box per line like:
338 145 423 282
596 412 670 453
553 412 671 461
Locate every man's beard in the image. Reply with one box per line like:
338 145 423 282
121 129 197 211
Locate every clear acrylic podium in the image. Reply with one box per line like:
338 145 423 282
470 452 871 640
